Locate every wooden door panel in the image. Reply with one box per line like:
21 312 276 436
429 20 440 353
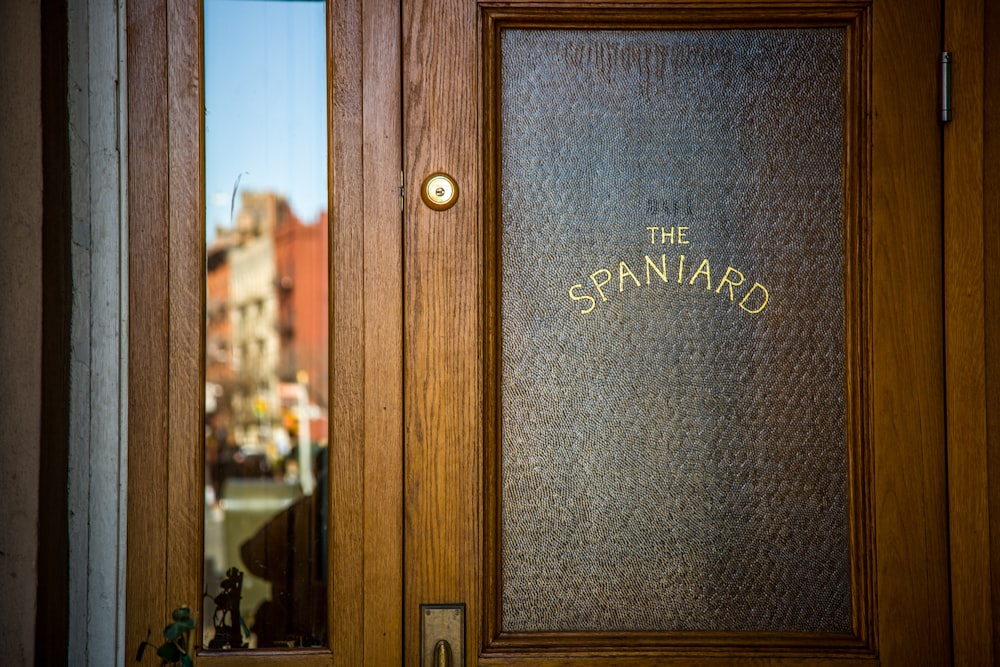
481 8 869 656
870 0 951 660
403 0 948 665
403 0 483 662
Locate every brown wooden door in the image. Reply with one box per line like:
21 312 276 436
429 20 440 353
401 0 949 665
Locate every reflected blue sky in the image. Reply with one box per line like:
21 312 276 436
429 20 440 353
204 0 327 240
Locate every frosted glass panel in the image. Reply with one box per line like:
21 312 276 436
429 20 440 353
499 29 849 633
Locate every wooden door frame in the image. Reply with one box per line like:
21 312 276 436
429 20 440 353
944 0 999 664
122 0 402 664
119 0 995 665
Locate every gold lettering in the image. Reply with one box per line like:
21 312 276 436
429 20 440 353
590 269 612 302
739 282 770 314
646 226 693 244
645 254 669 284
715 266 745 301
570 256 770 318
619 261 641 291
569 284 596 315
688 258 712 290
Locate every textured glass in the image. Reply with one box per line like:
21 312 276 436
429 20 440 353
499 29 849 633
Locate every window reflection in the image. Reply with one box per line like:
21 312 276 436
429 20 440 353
203 0 328 650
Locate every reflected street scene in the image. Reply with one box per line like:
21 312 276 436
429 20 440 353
202 0 329 650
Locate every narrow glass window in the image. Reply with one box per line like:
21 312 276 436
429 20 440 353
203 0 329 650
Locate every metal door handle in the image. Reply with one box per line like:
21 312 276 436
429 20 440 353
433 639 453 667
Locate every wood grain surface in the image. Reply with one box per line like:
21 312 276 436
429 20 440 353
126 0 171 656
870 0 951 662
987 3 1000 662
403 0 483 663
361 0 404 662
945 0 995 665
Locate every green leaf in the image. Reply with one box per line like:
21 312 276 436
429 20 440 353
164 621 194 641
171 607 192 623
156 643 181 662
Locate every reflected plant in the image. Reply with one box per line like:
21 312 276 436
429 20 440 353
135 606 196 666
206 566 250 649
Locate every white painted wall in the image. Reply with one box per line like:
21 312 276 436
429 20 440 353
67 0 129 664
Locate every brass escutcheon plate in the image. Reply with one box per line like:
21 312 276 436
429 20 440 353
420 603 465 667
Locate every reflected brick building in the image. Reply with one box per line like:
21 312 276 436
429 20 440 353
205 192 329 451
274 209 329 414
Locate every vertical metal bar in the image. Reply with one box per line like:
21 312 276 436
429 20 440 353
940 51 952 122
